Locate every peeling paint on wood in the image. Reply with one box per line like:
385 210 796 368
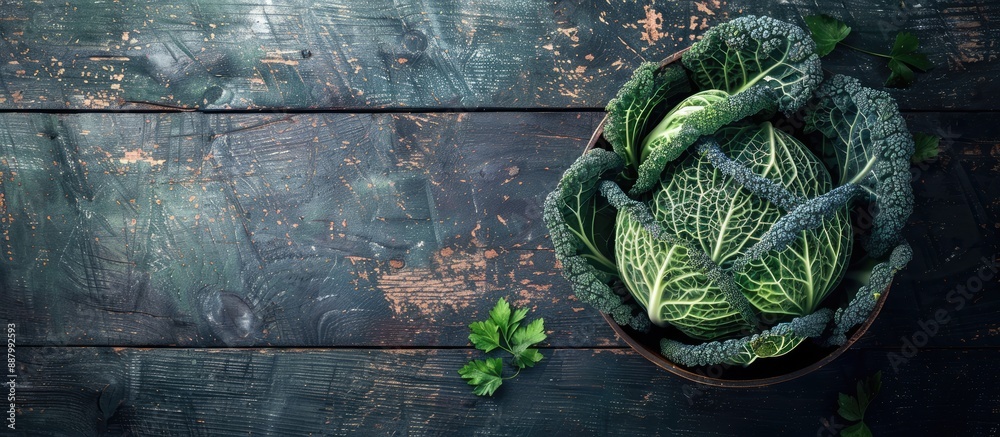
0 111 621 347
13 347 1000 435
0 1 996 435
0 0 996 110
378 249 485 319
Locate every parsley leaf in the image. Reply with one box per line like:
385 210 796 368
886 32 932 87
803 15 933 87
490 297 529 341
469 320 501 353
459 298 547 396
489 297 511 328
510 318 547 368
886 59 915 88
893 52 933 71
891 30 919 54
513 348 544 369
458 358 504 397
835 371 882 436
842 422 873 437
837 392 863 422
805 14 851 56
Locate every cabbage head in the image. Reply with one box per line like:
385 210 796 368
543 15 915 368
615 122 851 341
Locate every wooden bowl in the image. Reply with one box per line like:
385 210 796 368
590 51 892 388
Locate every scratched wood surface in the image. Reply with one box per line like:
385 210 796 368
13 347 1000 436
1 0 999 436
0 112 617 348
0 0 996 110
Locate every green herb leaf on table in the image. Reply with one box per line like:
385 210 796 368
892 52 933 72
842 422 873 437
489 296 511 327
457 358 505 397
891 32 934 71
510 318 547 368
512 348 545 369
911 133 941 164
803 15 932 87
836 371 882 436
860 370 882 407
805 14 851 56
468 320 501 353
856 379 870 412
886 32 932 87
837 392 863 422
459 298 546 396
886 59 915 88
490 297 529 341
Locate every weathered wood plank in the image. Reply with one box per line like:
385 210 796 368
10 347 1000 436
0 111 615 347
1 111 998 349
861 112 1000 350
0 0 995 110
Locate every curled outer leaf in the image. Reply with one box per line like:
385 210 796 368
631 15 824 195
805 75 916 258
631 85 775 195
697 138 804 212
604 63 691 171
544 149 620 279
682 14 823 113
542 149 650 331
683 15 823 113
731 182 862 272
660 308 833 367
826 241 912 346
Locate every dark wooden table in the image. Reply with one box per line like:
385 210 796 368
2 1 998 435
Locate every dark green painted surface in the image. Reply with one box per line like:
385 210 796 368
0 112 613 348
13 347 1000 436
0 1 997 436
0 0 997 110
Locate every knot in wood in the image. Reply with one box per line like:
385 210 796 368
402 30 428 53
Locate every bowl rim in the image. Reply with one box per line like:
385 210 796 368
588 50 893 388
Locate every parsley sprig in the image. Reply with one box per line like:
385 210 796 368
805 14 933 87
458 298 546 396
837 371 883 437
911 132 941 164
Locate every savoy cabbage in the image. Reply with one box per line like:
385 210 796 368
542 15 916 368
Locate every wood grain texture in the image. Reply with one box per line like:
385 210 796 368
11 347 1000 436
0 2 995 435
0 0 995 110
0 111 616 347
2 111 998 349
865 112 1000 349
